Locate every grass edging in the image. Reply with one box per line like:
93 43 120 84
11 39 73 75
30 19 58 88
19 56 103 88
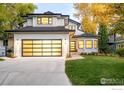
0 58 5 61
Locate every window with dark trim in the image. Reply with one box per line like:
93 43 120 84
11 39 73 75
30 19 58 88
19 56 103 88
117 43 124 49
94 40 98 49
3 40 8 46
86 40 93 49
70 41 76 52
78 40 84 49
37 17 52 25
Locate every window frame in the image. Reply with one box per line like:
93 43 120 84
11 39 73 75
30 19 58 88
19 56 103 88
37 17 52 25
94 40 98 49
78 40 84 49
3 40 8 46
70 41 76 52
85 40 93 49
64 17 69 26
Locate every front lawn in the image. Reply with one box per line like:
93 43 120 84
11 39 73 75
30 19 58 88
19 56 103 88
65 55 124 85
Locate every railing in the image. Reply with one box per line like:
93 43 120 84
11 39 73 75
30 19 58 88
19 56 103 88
116 37 124 41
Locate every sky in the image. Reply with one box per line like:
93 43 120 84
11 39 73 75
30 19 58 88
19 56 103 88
34 3 79 22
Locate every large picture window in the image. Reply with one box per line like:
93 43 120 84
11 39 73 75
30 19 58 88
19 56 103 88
37 17 52 25
86 40 93 48
78 40 84 48
94 40 98 48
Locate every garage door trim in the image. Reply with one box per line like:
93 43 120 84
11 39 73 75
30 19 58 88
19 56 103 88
21 39 62 57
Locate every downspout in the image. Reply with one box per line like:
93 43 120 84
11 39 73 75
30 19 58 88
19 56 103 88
113 33 116 53
69 33 71 58
5 39 7 56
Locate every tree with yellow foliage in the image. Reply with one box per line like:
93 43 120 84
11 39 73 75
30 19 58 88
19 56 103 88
74 3 113 35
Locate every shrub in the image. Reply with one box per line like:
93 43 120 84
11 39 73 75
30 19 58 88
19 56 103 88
0 58 5 61
7 49 16 58
7 49 13 54
80 52 87 55
90 52 96 55
7 53 16 58
116 48 124 57
88 53 92 55
80 52 98 55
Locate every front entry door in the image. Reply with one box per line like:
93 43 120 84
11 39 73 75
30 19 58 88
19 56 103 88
70 41 76 52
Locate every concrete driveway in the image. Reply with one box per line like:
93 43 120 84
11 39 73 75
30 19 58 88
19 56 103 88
0 57 71 85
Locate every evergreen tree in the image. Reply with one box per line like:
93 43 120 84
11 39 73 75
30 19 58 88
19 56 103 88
98 23 109 53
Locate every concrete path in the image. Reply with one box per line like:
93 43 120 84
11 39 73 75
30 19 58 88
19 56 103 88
0 57 71 85
67 53 84 60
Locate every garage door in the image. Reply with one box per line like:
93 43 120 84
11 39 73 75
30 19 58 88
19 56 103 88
22 39 62 57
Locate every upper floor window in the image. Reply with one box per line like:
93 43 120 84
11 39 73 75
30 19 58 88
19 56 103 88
37 17 52 25
64 18 68 26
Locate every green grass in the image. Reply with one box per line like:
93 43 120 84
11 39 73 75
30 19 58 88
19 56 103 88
65 55 124 85
0 58 5 61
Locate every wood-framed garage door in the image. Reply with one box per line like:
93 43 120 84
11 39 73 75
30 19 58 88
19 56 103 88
22 39 62 57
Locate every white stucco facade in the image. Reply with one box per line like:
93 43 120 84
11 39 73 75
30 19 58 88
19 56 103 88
24 16 65 27
0 40 3 46
0 12 99 57
67 21 84 35
14 33 69 58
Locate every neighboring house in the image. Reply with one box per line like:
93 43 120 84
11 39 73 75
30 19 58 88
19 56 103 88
108 34 124 51
0 11 98 57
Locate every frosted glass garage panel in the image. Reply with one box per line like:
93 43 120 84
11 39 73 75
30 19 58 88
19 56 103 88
33 45 42 48
23 49 32 52
52 52 61 56
23 45 32 48
43 40 51 44
23 41 32 44
33 40 42 44
43 52 51 56
52 45 61 47
42 45 52 47
52 48 61 51
22 39 62 57
33 53 42 56
43 49 52 51
52 40 61 44
23 53 32 56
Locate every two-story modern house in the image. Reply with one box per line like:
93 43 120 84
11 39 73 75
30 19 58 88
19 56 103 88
0 11 98 58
